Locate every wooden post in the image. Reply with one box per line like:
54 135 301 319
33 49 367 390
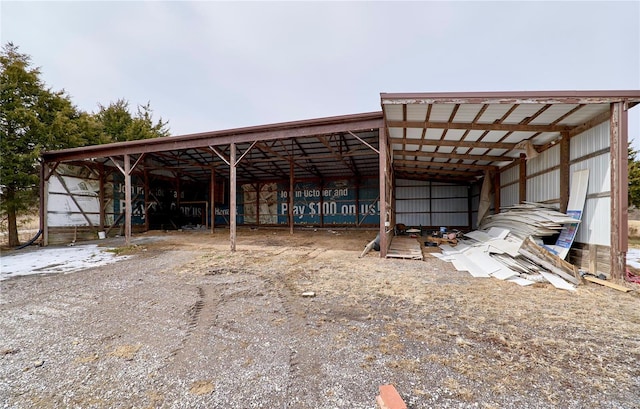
610 102 628 281
467 184 473 229
289 161 294 235
379 127 388 258
124 154 132 246
98 163 106 231
493 171 501 214
230 143 237 252
143 167 149 232
40 161 48 246
559 132 570 213
518 153 527 204
320 179 325 227
355 179 360 226
211 167 216 233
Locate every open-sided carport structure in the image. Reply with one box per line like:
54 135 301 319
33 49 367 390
41 90 640 280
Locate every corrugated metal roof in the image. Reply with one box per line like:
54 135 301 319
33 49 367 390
381 90 640 183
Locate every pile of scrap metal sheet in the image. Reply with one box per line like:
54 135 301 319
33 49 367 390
478 202 580 239
432 206 583 291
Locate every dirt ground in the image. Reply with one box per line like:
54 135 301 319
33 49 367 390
1 228 639 409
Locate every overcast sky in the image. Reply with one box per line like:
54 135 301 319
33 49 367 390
2 1 639 148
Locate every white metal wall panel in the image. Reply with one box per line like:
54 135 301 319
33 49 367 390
396 213 430 227
501 184 518 207
432 184 467 198
527 145 559 175
396 186 429 199
396 179 426 187
569 121 611 246
432 212 468 227
501 165 519 185
431 198 468 212
571 154 611 195
527 169 560 203
576 197 611 246
571 121 609 160
396 199 430 213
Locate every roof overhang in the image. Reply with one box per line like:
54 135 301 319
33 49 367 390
381 90 640 182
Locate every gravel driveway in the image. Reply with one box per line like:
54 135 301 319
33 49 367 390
1 229 639 408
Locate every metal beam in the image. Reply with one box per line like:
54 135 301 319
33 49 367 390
124 154 132 245
387 120 571 133
230 143 237 252
394 149 515 163
43 114 385 162
393 159 497 171
390 138 520 150
610 102 628 281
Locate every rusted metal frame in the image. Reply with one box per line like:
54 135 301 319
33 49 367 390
230 143 237 252
390 137 519 150
357 194 379 227
104 191 142 236
395 172 474 184
445 104 489 166
434 104 460 154
347 130 379 154
155 149 217 170
559 133 570 213
143 165 150 232
210 167 216 233
40 161 49 245
99 162 106 231
44 115 385 163
402 104 407 153
289 161 294 235
291 138 319 176
414 104 433 161
393 166 482 178
236 141 258 165
568 111 611 138
209 146 230 166
380 90 640 105
124 154 132 245
393 159 496 171
493 171 501 214
339 133 360 178
610 102 628 281
399 149 514 162
461 104 519 160
254 141 321 178
387 120 572 133
379 126 389 258
108 156 126 175
316 134 357 175
242 148 376 164
518 153 527 204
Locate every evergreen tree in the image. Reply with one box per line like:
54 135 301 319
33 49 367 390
1 43 170 246
0 43 84 246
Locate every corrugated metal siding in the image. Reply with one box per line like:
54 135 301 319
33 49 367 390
571 121 609 160
577 197 611 246
571 154 611 194
395 179 470 228
528 169 560 203
570 121 611 245
527 145 559 175
501 165 519 185
501 184 518 207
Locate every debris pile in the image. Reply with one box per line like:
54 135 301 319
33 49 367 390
433 203 584 292
478 202 579 239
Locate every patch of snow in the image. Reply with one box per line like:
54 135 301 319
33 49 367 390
627 248 640 269
1 244 128 281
